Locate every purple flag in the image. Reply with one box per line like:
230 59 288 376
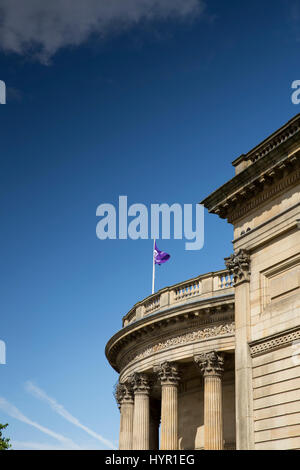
154 241 170 265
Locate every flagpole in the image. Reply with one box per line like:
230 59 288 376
152 238 156 294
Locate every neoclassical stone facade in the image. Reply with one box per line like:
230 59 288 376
106 114 300 450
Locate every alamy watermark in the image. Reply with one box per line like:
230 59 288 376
0 340 6 364
0 80 6 104
291 80 300 104
1 81 7 363
96 196 204 250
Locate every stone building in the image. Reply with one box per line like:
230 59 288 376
105 114 300 450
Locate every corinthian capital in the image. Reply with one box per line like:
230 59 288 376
225 249 251 285
114 379 134 407
194 351 224 378
156 361 180 386
132 372 150 394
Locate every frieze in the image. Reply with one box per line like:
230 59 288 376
228 167 300 223
119 322 235 370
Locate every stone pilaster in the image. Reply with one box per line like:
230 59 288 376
195 352 224 450
132 373 150 450
225 249 254 450
157 361 180 450
115 380 134 450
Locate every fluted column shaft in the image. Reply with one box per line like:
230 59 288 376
203 374 223 450
161 384 178 449
115 381 134 450
119 400 134 449
132 373 150 450
195 352 224 450
157 362 180 450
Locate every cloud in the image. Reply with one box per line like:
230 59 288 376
0 0 204 63
12 440 101 450
25 381 116 449
0 396 81 449
12 440 67 450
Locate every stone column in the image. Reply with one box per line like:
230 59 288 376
157 361 180 450
195 352 224 450
132 373 150 450
115 380 134 450
225 250 254 450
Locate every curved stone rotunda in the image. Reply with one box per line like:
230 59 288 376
106 114 300 450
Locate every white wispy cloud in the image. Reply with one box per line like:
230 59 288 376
0 397 81 450
12 441 67 451
25 381 116 449
12 440 101 450
0 0 204 63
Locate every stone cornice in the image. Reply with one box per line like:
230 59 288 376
201 117 300 222
232 113 300 167
105 293 234 371
249 326 300 358
228 166 300 223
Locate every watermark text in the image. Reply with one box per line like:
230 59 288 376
0 80 6 104
96 196 204 251
0 340 6 364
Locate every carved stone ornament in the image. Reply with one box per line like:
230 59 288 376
194 351 224 378
114 379 134 407
155 361 180 386
225 249 251 285
120 322 235 370
131 372 150 394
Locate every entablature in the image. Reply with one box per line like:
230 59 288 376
202 115 300 224
105 290 234 373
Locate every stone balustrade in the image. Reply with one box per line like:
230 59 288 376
123 269 234 327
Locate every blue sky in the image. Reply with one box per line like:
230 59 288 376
0 0 300 450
